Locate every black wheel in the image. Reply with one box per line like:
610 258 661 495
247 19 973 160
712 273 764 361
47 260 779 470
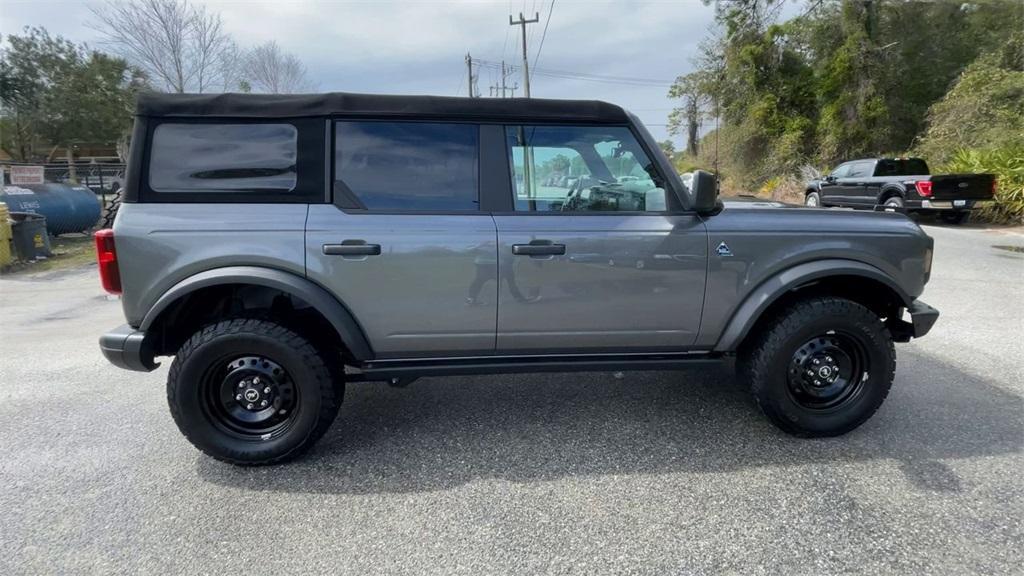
738 297 895 437
882 196 904 209
167 318 343 465
805 191 821 207
940 211 969 225
101 188 122 229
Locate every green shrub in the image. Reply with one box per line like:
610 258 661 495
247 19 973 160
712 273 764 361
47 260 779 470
943 147 1024 225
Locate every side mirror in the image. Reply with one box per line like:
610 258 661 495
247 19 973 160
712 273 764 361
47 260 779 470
824 175 836 183
689 170 721 215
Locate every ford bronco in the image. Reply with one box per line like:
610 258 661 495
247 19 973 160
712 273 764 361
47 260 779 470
97 92 938 465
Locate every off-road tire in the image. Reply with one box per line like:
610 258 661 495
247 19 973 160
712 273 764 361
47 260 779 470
738 297 895 437
805 191 821 207
101 188 122 229
167 318 342 465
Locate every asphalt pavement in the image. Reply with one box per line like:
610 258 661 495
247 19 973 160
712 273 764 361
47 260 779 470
1 223 1021 575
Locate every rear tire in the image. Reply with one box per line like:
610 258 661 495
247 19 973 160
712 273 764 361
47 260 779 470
883 196 904 209
167 318 343 465
738 297 895 437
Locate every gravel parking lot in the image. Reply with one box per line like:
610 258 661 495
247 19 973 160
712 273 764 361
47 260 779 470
1 223 1021 575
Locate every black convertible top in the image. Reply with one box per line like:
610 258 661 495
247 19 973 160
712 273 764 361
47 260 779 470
136 91 630 123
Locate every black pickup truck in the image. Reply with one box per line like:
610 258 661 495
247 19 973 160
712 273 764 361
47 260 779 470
805 157 995 224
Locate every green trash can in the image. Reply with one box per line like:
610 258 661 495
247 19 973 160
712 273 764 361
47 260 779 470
9 212 53 261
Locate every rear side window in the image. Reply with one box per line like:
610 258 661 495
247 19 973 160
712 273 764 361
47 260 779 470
149 124 298 192
334 121 479 211
874 159 930 176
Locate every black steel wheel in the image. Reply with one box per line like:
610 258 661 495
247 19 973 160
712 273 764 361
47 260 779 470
200 355 299 440
739 297 895 437
168 318 343 465
786 333 868 412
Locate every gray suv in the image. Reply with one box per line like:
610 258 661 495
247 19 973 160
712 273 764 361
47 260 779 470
97 92 939 465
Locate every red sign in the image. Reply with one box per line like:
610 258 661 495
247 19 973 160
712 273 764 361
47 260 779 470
9 165 44 185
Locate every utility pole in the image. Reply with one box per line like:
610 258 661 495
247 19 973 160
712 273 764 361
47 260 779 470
465 53 476 97
509 12 539 97
501 61 507 98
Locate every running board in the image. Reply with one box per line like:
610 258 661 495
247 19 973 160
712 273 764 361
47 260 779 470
347 353 722 382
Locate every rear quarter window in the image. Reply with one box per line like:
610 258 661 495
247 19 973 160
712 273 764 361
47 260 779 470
149 124 298 192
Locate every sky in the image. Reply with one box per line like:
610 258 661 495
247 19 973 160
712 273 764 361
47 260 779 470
0 0 804 147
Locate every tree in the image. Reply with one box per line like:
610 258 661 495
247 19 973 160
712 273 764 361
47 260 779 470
668 73 707 156
0 27 145 162
917 34 1024 164
243 41 316 94
89 0 237 93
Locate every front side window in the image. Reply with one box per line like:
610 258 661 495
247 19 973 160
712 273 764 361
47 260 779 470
831 164 851 179
149 123 297 192
506 125 667 212
334 121 478 211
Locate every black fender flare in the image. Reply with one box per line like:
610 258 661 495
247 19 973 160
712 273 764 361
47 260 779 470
140 266 374 360
713 259 912 352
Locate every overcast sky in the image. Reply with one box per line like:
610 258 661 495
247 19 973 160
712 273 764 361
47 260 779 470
0 0 804 146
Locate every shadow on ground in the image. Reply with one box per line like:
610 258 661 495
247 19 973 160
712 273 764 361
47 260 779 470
197 350 1022 495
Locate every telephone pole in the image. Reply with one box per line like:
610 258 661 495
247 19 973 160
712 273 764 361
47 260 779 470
509 12 539 97
465 53 477 97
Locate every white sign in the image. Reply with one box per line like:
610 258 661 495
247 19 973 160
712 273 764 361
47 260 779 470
9 165 45 185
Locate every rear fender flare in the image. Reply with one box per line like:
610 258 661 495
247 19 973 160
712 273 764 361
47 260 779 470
139 266 374 360
878 184 907 203
713 259 912 352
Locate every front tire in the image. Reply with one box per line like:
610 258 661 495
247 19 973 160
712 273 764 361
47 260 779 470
167 318 343 465
805 191 821 207
739 297 895 437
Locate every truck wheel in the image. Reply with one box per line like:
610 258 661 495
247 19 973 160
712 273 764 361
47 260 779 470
739 297 895 437
805 191 821 207
883 196 903 209
167 318 342 465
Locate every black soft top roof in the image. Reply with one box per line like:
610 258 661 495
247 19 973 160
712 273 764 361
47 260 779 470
136 91 630 123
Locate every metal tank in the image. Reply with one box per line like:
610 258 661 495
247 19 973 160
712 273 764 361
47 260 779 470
0 183 101 235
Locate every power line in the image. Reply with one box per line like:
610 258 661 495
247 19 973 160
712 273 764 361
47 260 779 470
532 0 554 72
476 59 673 87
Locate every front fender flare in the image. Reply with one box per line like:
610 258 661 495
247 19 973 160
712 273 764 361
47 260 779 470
713 259 912 352
140 266 374 360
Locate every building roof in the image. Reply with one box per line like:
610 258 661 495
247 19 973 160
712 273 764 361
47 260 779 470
136 92 630 123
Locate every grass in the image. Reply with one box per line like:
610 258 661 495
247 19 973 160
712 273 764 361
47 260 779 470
1 233 96 276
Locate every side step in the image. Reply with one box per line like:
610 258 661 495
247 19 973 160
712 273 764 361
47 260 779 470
347 352 722 382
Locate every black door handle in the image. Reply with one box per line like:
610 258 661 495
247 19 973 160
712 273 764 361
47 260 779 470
512 243 566 256
323 242 381 256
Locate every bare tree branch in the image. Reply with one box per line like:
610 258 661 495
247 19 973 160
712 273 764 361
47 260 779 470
243 41 316 94
88 0 236 93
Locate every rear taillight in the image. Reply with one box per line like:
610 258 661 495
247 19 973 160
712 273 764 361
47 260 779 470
94 229 122 295
914 181 933 198
992 178 998 196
